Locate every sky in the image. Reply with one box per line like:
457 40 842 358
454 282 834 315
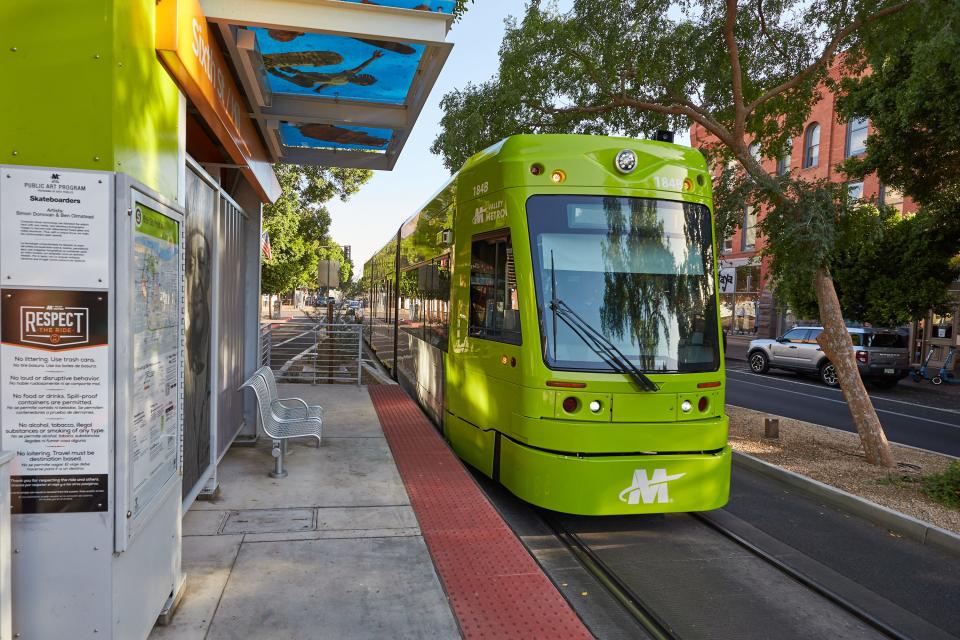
326 1 688 272
326 1 552 269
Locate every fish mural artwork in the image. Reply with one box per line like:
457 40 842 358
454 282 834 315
268 51 384 92
261 50 344 70
297 124 390 148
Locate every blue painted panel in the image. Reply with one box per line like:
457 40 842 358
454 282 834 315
254 28 424 105
280 122 393 151
339 0 454 13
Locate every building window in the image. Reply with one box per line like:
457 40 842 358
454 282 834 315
776 138 792 176
803 123 820 168
469 233 521 344
881 184 904 214
720 264 762 335
749 142 761 164
846 117 869 157
932 311 954 340
722 235 734 253
741 205 757 250
847 181 864 200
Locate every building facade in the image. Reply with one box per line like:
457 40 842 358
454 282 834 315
690 62 959 366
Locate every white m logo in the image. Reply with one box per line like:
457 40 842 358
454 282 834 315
618 469 685 505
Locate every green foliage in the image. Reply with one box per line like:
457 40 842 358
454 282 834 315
836 0 960 208
717 170 960 324
431 0 957 329
430 0 884 172
453 0 473 20
261 165 370 295
921 462 960 509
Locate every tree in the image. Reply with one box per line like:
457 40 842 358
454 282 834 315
261 165 370 297
430 0 922 467
836 0 960 209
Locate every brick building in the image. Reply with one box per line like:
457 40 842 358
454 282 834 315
690 62 959 366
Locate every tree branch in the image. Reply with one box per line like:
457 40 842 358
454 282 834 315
725 0 747 147
745 0 915 115
548 96 735 148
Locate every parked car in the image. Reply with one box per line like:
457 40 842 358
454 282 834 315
747 326 910 388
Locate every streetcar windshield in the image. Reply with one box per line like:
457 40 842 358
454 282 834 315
527 195 720 373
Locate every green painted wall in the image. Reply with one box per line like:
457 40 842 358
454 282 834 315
0 0 180 200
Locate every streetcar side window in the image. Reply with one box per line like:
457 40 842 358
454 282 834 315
421 255 451 351
470 233 521 344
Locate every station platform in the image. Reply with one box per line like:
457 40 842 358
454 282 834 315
150 383 591 640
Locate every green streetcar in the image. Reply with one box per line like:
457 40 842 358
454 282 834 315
364 134 730 515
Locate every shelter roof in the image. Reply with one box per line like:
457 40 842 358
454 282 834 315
201 0 453 170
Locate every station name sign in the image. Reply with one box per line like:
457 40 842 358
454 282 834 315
156 0 279 202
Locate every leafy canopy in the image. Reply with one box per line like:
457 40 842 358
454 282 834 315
430 0 960 326
261 165 370 295
836 0 960 208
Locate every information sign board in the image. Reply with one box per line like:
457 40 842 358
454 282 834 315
0 168 110 289
128 204 181 519
0 288 109 513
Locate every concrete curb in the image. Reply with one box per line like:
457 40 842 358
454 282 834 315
733 451 960 557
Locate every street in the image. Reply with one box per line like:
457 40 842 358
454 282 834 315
726 363 960 457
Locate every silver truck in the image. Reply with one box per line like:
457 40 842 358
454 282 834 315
747 326 910 388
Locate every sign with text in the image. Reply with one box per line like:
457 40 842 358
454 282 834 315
1 288 109 514
129 204 181 520
718 267 736 294
0 168 110 289
156 0 278 202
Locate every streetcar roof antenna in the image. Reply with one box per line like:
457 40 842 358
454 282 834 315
654 130 676 143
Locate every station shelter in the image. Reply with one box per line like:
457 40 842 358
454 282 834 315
0 1 452 638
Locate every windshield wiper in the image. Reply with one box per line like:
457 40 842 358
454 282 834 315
549 252 658 392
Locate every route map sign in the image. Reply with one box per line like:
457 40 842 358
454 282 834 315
128 203 181 519
0 288 109 513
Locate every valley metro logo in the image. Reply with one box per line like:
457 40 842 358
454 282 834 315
618 469 686 505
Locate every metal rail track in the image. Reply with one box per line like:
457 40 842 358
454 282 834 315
541 513 680 640
689 512 909 640
545 510 910 640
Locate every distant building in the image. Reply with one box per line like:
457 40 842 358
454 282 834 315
690 60 958 365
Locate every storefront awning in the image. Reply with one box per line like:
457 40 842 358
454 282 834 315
201 0 454 170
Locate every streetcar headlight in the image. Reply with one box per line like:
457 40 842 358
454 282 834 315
588 400 602 413
681 400 692 413
614 149 638 174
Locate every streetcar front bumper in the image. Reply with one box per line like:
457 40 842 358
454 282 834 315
498 439 731 515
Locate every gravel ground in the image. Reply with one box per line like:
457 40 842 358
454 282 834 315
728 405 960 535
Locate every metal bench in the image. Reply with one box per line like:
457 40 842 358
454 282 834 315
240 372 322 478
255 365 324 422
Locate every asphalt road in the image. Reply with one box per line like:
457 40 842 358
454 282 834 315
726 363 960 457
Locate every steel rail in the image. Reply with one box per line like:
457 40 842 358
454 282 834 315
541 513 680 640
689 512 909 640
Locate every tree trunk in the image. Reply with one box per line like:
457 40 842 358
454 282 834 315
813 268 896 468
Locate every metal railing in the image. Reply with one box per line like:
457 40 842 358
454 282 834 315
258 319 363 385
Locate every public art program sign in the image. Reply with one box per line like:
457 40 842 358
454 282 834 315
0 167 109 289
0 289 109 513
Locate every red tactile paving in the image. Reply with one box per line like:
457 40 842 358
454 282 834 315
369 385 593 640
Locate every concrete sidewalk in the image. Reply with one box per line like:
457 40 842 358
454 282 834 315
150 384 459 640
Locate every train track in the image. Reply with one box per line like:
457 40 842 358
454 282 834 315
689 512 909 640
544 510 911 640
543 513 678 640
